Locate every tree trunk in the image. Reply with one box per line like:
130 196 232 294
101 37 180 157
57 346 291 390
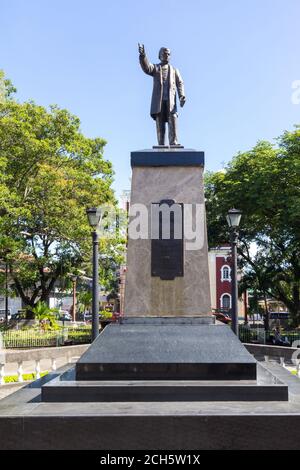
291 284 300 327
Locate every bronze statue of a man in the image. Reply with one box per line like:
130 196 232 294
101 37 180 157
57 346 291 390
138 44 186 146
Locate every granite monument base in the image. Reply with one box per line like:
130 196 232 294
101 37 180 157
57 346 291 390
75 321 257 381
37 318 288 403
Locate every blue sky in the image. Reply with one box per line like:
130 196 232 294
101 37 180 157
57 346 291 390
1 0 300 200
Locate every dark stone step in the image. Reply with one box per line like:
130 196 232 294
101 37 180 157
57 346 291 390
42 376 288 403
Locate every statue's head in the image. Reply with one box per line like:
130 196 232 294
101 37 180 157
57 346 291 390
158 47 171 64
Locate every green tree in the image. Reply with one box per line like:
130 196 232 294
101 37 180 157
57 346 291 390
205 127 300 325
77 290 92 315
0 73 116 315
0 69 16 101
238 257 276 330
99 226 126 296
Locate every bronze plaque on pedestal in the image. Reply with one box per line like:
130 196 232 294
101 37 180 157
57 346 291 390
151 199 184 280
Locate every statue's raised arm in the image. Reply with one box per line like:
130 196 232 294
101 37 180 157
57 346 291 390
138 43 145 56
138 43 155 76
138 44 185 147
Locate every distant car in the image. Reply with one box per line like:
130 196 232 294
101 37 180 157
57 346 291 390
10 312 26 321
0 312 11 322
83 313 92 322
270 312 289 320
0 309 11 321
250 314 263 322
213 312 231 324
58 312 72 321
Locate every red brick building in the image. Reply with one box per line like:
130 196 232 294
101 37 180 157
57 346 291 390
208 245 247 318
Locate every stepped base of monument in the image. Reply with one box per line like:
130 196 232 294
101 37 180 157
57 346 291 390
2 362 300 449
41 363 288 402
42 319 288 403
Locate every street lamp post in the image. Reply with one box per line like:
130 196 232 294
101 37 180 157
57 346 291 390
226 208 242 336
86 207 102 341
5 263 9 323
71 275 77 322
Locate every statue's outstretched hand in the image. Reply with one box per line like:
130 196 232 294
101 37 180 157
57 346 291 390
180 96 186 107
138 43 145 56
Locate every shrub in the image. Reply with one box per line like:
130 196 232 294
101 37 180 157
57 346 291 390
3 371 48 383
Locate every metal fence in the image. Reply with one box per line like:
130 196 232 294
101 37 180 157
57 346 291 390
1 327 92 349
239 326 300 346
3 324 299 349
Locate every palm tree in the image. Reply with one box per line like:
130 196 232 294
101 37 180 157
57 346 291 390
30 301 59 329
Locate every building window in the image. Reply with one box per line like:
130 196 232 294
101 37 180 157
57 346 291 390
221 265 231 281
221 293 231 310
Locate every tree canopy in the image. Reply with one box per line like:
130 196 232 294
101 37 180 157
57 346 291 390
205 127 300 325
0 72 119 312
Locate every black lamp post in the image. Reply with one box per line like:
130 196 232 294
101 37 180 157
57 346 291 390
70 275 77 323
86 207 102 341
5 263 9 323
226 208 242 335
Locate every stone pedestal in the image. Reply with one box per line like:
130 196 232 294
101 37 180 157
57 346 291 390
124 148 211 317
